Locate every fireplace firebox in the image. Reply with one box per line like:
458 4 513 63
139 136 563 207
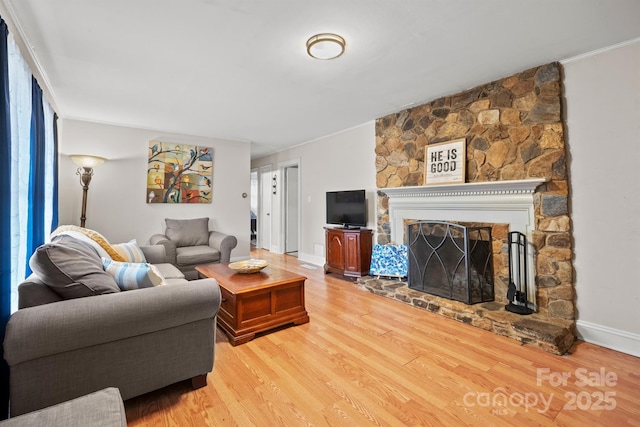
407 221 494 304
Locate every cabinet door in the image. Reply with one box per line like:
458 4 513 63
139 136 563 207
327 232 344 270
343 232 361 273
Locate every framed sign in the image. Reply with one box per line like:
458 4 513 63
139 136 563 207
424 138 466 185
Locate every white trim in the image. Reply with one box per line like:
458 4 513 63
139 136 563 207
278 158 301 256
257 164 273 251
298 252 325 267
576 320 640 358
561 37 640 64
381 178 547 198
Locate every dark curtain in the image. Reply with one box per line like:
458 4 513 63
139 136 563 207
51 113 59 232
0 17 11 420
25 77 45 277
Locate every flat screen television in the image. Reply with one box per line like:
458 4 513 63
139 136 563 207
326 189 367 228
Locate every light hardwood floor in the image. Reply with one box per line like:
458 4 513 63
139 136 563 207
125 249 640 426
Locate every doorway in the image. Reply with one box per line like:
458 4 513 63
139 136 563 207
284 164 299 256
250 170 258 246
258 165 272 251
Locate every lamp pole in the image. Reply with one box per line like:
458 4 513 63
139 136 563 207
70 155 106 228
77 167 94 228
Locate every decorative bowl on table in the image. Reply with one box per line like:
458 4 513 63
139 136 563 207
228 259 268 274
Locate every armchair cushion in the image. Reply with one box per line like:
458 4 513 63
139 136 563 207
176 246 219 266
165 217 209 247
102 259 165 290
29 236 120 299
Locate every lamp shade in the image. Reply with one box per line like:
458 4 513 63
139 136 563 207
306 33 345 60
70 154 107 169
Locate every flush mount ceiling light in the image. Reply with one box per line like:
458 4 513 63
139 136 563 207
306 33 346 60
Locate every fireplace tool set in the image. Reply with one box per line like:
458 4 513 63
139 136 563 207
505 231 534 315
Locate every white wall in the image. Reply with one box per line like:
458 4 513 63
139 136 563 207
58 119 251 260
563 39 640 356
251 122 377 265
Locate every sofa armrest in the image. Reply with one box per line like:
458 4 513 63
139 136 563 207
208 231 237 263
18 276 62 309
139 244 167 264
149 233 177 264
3 279 221 366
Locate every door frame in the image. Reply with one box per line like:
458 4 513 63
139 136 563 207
279 159 301 256
258 164 272 250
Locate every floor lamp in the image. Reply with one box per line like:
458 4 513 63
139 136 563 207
70 155 107 228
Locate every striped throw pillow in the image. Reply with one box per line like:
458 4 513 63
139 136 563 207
102 258 165 290
112 239 147 263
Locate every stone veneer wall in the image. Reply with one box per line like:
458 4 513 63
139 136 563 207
374 62 574 322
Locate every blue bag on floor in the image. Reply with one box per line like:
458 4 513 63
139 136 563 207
369 244 408 278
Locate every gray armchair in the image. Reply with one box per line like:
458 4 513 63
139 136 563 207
150 217 237 280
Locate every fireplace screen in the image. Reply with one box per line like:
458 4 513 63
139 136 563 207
407 221 494 304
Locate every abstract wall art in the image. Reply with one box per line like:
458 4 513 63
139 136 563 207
147 141 213 203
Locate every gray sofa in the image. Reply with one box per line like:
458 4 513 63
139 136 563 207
0 387 127 427
3 234 222 417
150 217 237 280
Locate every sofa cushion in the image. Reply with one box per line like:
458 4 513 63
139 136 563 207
29 236 120 299
165 217 209 247
112 239 147 263
152 263 185 280
176 245 219 266
102 258 165 290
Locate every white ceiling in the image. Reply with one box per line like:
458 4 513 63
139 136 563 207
3 0 640 159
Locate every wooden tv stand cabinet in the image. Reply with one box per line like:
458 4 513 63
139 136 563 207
324 227 373 278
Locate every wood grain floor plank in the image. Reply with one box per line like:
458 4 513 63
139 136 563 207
125 249 640 426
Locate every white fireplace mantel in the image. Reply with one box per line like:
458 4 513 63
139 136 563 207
380 179 548 238
380 178 548 306
380 178 547 199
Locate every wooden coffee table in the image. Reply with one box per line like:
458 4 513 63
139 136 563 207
195 263 309 346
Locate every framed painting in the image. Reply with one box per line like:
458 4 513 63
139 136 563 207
424 138 466 185
146 141 213 203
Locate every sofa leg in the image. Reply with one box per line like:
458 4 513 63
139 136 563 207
191 374 207 389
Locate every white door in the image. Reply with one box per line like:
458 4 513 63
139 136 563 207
259 165 272 250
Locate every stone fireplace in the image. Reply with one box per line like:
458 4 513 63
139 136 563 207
383 178 545 307
367 62 576 354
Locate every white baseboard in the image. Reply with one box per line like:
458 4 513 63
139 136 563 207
270 245 283 254
297 252 325 267
576 320 640 357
